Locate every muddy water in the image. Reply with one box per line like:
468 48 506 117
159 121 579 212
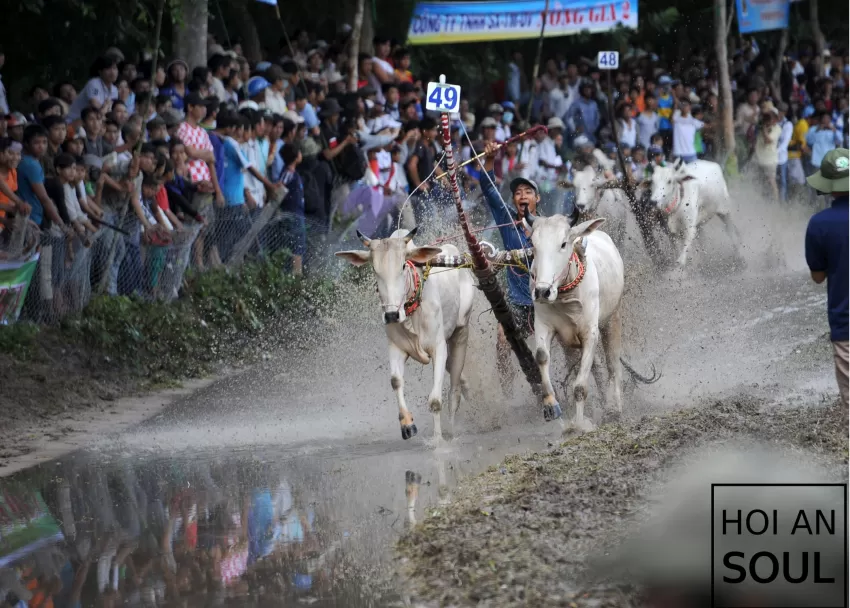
0 184 835 605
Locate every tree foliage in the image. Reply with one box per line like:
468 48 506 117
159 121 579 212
2 0 847 109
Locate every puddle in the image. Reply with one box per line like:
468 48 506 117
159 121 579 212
0 426 551 607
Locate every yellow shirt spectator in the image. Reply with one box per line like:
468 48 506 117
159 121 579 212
788 118 809 160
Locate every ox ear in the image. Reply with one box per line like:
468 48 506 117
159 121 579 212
570 217 605 240
675 171 697 183
406 246 442 264
335 250 372 266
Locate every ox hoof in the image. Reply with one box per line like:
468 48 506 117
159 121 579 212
543 403 563 422
401 424 418 440
405 470 422 485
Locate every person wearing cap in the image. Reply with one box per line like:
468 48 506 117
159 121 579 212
67 56 120 123
5 112 27 143
487 103 507 141
804 148 849 409
479 140 538 395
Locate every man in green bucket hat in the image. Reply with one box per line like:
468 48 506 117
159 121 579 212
804 147 849 410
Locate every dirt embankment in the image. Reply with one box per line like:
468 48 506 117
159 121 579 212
397 400 848 607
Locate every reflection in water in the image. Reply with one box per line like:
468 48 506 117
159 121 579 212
0 454 410 607
1 428 548 607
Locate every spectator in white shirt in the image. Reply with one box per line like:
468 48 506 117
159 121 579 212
618 102 638 148
754 105 781 201
671 99 704 163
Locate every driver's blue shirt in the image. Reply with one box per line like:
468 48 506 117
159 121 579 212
481 170 533 306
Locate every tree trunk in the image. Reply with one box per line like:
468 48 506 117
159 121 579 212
771 29 789 101
715 0 736 172
236 3 262 64
809 0 826 76
359 2 374 54
173 0 209 70
348 0 366 92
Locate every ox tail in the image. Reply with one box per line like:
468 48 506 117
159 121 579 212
620 357 661 384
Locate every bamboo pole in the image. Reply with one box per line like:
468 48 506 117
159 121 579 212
437 77 542 392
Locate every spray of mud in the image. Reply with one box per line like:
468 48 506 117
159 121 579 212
111 171 830 455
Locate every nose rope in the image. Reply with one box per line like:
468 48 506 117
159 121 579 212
384 261 429 318
532 240 587 297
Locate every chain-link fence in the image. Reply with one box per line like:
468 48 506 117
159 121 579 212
2 173 519 326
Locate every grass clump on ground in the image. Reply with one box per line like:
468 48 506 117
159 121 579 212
397 400 848 608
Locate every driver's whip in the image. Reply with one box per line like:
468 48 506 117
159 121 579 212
432 124 549 181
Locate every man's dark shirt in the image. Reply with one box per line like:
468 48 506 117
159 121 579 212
805 195 849 341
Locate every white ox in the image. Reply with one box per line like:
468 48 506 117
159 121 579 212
336 227 475 441
571 165 628 249
647 158 744 268
526 215 626 432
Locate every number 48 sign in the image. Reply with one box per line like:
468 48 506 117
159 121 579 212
597 51 619 70
425 81 461 113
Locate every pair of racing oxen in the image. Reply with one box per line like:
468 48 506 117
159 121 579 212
336 156 744 440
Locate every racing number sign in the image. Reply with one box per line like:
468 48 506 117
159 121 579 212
597 51 619 70
425 81 462 113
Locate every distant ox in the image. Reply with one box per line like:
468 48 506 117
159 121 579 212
526 215 656 431
646 158 744 269
570 164 628 249
336 228 475 441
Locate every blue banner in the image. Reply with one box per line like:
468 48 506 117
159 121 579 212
407 0 638 45
735 0 789 33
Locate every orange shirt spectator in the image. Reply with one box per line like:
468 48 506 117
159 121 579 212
0 167 18 218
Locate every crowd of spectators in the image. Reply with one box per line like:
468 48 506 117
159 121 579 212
0 28 847 324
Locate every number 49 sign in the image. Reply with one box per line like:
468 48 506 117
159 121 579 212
425 80 462 113
597 51 620 70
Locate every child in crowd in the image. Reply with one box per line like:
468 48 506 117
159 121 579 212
73 156 103 223
0 138 30 230
54 154 97 248
632 144 648 174
393 47 414 83
278 144 305 276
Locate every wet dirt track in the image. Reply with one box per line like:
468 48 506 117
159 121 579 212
1 258 837 606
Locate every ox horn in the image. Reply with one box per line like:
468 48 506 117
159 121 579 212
356 230 372 247
524 213 537 227
403 226 418 243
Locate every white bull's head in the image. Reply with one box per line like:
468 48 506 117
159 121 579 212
335 227 442 324
648 157 694 213
526 214 605 303
573 165 612 216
